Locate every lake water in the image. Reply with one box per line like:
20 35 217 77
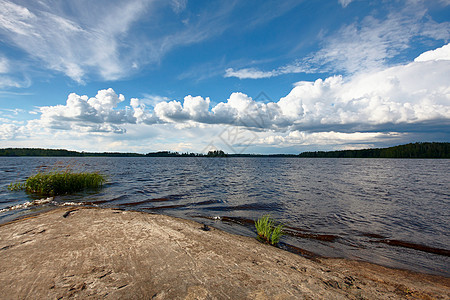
0 157 449 277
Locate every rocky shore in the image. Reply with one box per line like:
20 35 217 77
0 207 448 299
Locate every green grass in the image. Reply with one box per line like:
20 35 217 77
8 165 106 196
255 214 284 245
270 224 284 245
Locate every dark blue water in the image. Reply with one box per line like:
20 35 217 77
1 157 449 276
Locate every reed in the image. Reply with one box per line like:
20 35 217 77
8 163 106 196
255 214 284 245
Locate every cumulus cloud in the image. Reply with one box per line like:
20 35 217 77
414 43 450 62
154 95 212 123
2 44 449 151
167 45 450 134
136 45 450 135
0 123 20 139
37 88 156 133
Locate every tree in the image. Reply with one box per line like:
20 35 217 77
207 150 227 157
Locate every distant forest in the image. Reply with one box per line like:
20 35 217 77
0 142 448 158
298 142 449 158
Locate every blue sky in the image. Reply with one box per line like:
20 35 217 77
0 0 449 154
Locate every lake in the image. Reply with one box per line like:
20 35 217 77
0 157 449 277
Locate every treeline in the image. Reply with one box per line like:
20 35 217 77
298 142 450 158
0 148 146 157
0 148 307 158
0 148 83 157
0 142 448 158
146 151 203 157
0 148 225 157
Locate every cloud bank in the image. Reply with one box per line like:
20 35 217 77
3 44 449 151
158 46 450 133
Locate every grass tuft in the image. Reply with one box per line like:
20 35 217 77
8 163 106 196
255 214 284 245
271 224 284 245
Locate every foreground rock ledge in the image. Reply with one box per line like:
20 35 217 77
0 208 448 299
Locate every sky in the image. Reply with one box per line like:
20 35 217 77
0 0 449 154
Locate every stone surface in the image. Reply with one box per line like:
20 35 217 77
0 207 448 299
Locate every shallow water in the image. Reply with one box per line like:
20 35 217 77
1 157 449 276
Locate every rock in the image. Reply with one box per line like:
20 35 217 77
0 207 448 299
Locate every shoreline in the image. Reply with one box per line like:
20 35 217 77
0 207 448 299
3 203 448 277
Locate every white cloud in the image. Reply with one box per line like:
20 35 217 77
282 59 450 131
0 0 35 35
171 0 187 14
3 0 266 85
226 3 450 79
0 0 151 82
224 63 310 79
0 56 9 73
338 0 354 8
0 53 33 88
0 0 255 83
1 44 449 151
0 55 30 88
414 43 450 62
185 45 450 132
141 94 171 107
255 131 402 147
154 95 212 123
0 76 23 88
0 123 20 139
130 98 148 124
129 48 450 134
36 88 156 133
225 68 274 79
307 5 450 74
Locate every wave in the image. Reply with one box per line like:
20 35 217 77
0 197 54 213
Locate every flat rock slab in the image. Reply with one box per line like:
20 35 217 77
0 207 448 299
